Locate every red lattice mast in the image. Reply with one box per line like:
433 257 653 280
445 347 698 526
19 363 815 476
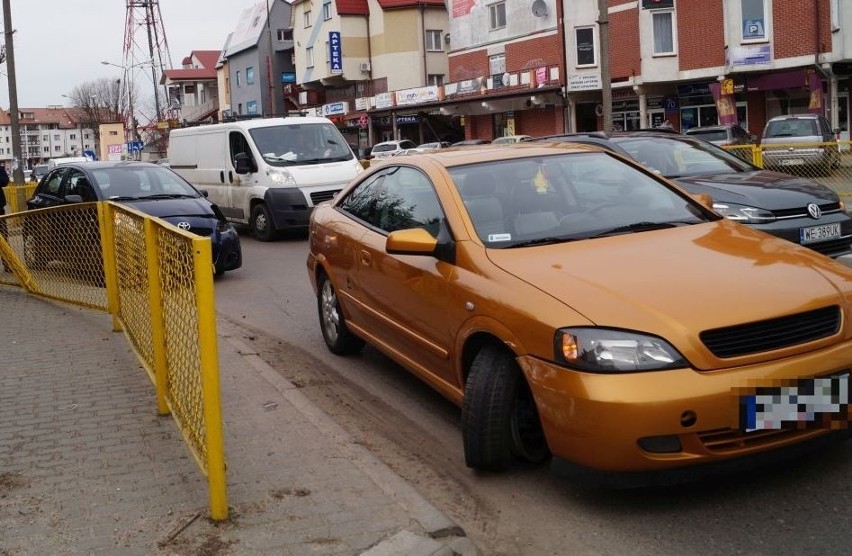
121 0 173 142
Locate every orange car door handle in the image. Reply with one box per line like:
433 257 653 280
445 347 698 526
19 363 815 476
360 250 371 265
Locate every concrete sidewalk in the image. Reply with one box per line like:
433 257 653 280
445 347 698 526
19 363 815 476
0 288 476 555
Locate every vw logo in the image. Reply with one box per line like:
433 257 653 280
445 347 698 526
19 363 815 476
807 203 822 219
176 221 191 230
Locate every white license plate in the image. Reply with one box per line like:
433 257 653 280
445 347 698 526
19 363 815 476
780 158 805 166
801 222 841 244
741 374 849 432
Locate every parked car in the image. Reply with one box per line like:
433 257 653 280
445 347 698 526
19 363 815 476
307 144 852 476
32 164 48 183
492 134 533 144
451 139 491 146
530 131 852 258
415 141 451 151
683 124 755 146
370 139 418 160
26 161 242 275
760 114 840 174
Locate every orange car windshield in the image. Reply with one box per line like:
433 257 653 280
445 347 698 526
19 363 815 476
449 152 714 247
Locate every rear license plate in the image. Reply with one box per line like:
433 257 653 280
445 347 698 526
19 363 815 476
740 373 849 432
780 158 805 166
801 222 841 244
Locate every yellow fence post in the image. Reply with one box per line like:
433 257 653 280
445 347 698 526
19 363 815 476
753 144 763 168
144 218 171 416
192 237 228 521
98 203 123 332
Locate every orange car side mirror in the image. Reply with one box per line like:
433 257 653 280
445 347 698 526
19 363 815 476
386 227 438 256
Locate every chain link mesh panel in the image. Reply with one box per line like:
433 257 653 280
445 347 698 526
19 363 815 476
2 184 38 214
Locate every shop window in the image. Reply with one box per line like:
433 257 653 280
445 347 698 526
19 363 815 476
652 11 675 55
489 2 506 31
741 0 766 41
425 30 443 52
575 27 596 67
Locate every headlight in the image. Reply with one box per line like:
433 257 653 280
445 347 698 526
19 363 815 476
712 202 776 223
267 168 297 186
554 328 687 372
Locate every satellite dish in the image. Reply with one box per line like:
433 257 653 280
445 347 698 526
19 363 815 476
531 0 548 17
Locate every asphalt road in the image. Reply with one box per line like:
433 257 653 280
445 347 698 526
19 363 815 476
213 231 852 556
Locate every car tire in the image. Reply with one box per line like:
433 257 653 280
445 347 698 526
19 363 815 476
250 204 276 242
317 271 365 355
463 345 550 470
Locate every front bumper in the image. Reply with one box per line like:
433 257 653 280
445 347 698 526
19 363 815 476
212 226 242 273
749 211 852 258
519 340 852 473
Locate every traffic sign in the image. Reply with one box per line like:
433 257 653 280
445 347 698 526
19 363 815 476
127 140 144 152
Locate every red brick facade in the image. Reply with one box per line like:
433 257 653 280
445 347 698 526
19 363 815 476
517 107 564 137
506 35 564 72
773 1 833 58
677 0 725 71
610 8 640 81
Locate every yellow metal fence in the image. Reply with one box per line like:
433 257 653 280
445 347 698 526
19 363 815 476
0 196 228 521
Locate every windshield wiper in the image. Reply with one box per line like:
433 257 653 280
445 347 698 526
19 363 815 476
139 193 197 199
592 221 683 238
508 236 578 248
108 195 139 201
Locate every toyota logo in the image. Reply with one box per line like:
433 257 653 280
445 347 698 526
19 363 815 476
807 203 822 219
177 221 191 230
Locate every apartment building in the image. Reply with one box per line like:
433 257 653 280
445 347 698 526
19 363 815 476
0 107 97 170
161 50 222 125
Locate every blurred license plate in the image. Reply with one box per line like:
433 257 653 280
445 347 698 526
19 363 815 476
801 222 841 244
780 158 805 166
740 373 849 432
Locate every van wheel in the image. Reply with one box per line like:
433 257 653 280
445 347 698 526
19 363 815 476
251 204 276 241
463 346 550 470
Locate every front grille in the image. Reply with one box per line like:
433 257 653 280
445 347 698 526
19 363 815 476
698 427 823 454
700 305 841 358
310 189 341 206
772 202 842 219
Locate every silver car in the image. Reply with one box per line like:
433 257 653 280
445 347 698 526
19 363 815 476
760 114 840 174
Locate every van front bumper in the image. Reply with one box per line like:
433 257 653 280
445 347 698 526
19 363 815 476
265 187 342 232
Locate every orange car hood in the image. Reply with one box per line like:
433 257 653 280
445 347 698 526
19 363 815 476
485 220 850 359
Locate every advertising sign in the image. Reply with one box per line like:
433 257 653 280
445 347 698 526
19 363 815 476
395 85 441 106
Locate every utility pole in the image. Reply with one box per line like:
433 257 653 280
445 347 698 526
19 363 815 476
266 0 279 116
2 0 23 183
597 0 612 133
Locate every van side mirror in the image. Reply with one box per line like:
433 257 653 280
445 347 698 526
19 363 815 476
234 152 256 174
198 189 209 198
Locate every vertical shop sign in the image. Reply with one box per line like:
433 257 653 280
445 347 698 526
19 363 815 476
709 80 737 125
329 31 342 74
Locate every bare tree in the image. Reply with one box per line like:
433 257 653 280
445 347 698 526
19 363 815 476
66 78 129 156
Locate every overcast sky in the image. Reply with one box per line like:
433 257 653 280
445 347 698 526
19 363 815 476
0 0 265 108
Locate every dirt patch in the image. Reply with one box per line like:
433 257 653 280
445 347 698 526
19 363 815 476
0 472 28 494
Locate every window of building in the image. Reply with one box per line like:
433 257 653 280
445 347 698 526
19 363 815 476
304 10 312 27
54 145 61 152
278 28 293 41
70 134 76 140
43 147 49 153
236 70 242 87
575 26 596 67
247 100 258 115
247 67 255 85
741 0 766 41
427 74 444 86
489 2 506 30
42 135 48 141
323 3 331 20
53 134 60 141
652 11 675 54
425 30 443 51
489 53 506 75
110 130 118 136
306 47 314 68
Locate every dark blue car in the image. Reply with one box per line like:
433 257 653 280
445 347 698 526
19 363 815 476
26 161 242 275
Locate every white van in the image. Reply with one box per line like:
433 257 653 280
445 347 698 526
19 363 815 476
47 156 89 170
167 117 362 240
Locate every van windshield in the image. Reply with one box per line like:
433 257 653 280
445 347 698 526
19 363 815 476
249 122 355 166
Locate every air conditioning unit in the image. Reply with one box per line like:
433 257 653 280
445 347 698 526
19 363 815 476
359 62 371 72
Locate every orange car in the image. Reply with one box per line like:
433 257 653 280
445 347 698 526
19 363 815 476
306 144 852 476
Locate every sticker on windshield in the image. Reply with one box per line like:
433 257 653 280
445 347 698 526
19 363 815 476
487 233 512 242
